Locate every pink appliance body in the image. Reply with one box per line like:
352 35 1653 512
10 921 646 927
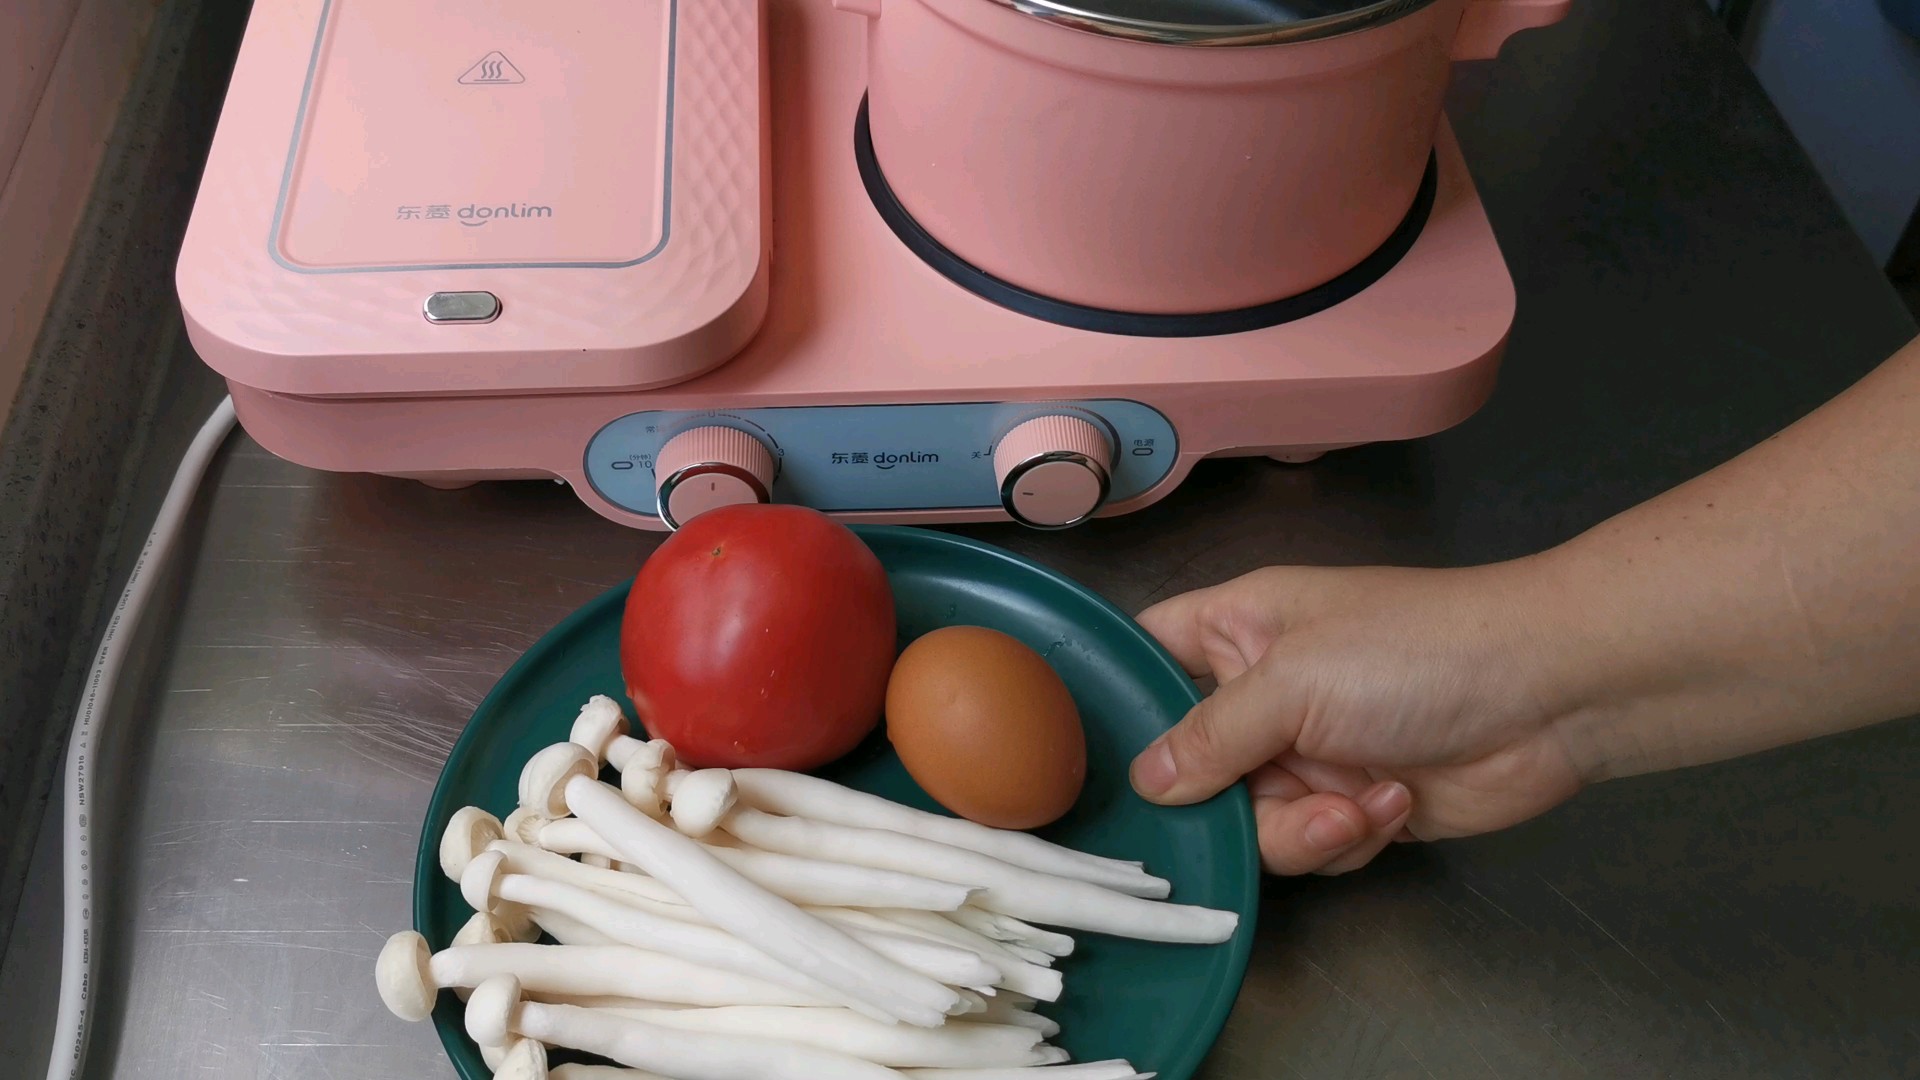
847 0 1568 315
177 0 773 399
179 0 1525 533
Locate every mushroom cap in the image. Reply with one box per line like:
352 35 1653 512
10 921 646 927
520 743 598 819
569 696 630 762
620 758 670 818
464 974 523 1048
501 806 553 847
374 930 435 1022
451 911 509 948
622 738 676 775
666 768 737 839
495 1038 550 1080
460 849 509 915
439 806 506 882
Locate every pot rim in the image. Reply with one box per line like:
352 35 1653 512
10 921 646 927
985 0 1446 45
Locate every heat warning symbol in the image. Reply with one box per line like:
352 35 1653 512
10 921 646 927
459 51 525 85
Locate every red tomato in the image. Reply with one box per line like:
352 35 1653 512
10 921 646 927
620 504 896 770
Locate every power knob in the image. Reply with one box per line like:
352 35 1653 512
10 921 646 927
653 426 775 529
993 415 1113 529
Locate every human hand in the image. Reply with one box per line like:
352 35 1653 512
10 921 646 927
1130 561 1589 875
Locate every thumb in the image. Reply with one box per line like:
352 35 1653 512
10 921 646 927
1131 657 1304 806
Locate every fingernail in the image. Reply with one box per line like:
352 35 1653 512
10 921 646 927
1130 740 1177 798
1305 809 1360 852
1360 781 1411 826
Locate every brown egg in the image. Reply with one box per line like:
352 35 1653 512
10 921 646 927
884 626 1087 830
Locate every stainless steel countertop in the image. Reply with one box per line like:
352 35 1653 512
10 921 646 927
6 0 1920 1075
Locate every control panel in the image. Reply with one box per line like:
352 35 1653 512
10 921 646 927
583 401 1178 527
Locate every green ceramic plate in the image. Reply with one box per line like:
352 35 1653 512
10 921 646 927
414 525 1258 1079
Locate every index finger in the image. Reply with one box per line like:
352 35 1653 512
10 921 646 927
1136 587 1219 679
1132 653 1307 806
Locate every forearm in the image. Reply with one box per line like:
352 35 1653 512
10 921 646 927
1536 333 1920 780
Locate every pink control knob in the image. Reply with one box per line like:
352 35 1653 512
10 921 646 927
993 415 1113 529
653 426 775 529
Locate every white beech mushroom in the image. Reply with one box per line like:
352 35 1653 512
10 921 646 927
459 850 884 1018
445 910 540 1001
971 993 1061 1037
441 806 506 880
872 908 1055 968
588 1004 1052 1068
547 1062 1152 1080
536 817 978 912
822 908 1060 1001
666 768 737 839
513 839 987 981
568 695 675 776
484 837 998 989
945 908 1076 958
550 1066 675 1080
488 839 689 909
561 776 962 1027
374 931 836 1013
491 814 1021 991
382 717 1238 1080
464 974 912 1080
718 808 1238 944
526 902 982 1006
503 806 555 847
567 695 632 765
527 906 620 946
451 908 537 948
520 743 599 819
729 769 1168 898
491 1038 550 1080
899 1065 1153 1080
565 699 678 815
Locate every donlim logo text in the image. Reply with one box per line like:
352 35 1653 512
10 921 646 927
394 202 555 225
459 202 553 227
874 451 940 470
829 450 942 469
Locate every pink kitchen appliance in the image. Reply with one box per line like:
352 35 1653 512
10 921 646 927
177 0 1567 532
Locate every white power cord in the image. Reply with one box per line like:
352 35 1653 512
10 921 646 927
44 395 237 1080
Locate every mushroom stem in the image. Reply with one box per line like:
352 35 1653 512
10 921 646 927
551 1066 676 1080
900 1065 1152 1080
375 931 839 1016
490 840 689 909
460 850 882 1019
465 975 911 1080
547 1063 1154 1080
491 839 999 989
526 906 620 947
729 769 1168 897
971 994 1061 1038
565 776 960 1027
590 1004 1050 1068
433 941 832 1007
823 909 1060 1001
869 908 1048 966
537 818 977 912
720 808 1238 944
945 909 1075 958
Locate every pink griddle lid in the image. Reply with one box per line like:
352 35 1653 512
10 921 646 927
176 0 770 398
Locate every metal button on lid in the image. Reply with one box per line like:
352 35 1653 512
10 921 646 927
423 291 502 324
